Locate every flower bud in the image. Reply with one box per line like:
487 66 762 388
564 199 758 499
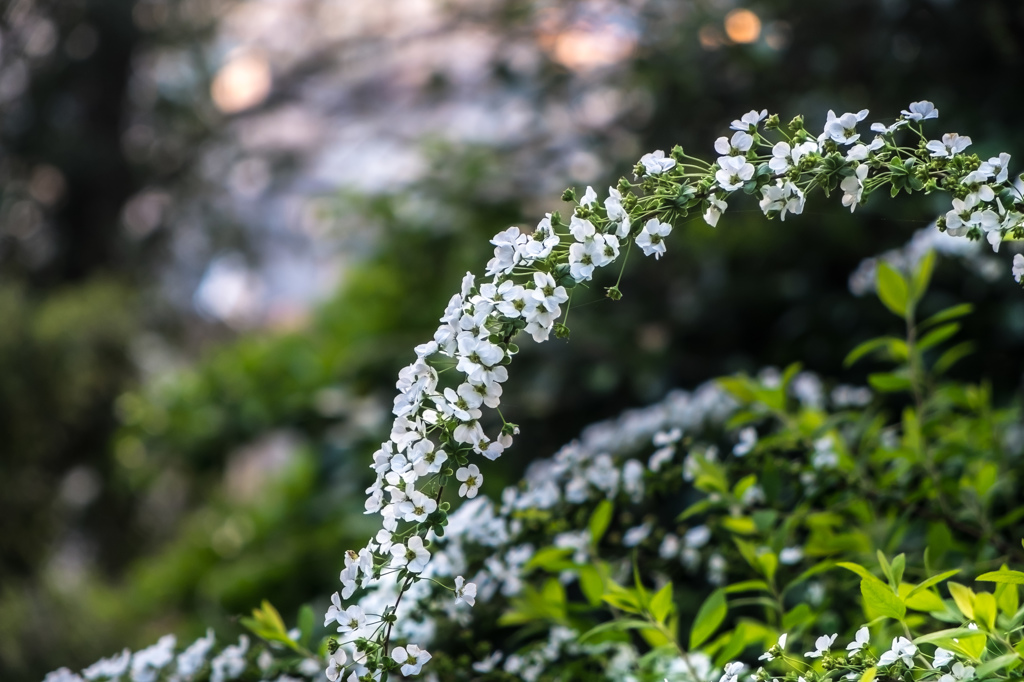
561 187 576 202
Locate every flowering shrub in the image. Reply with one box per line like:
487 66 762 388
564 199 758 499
47 103 1024 682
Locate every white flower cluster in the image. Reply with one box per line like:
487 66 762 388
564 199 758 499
43 632 311 682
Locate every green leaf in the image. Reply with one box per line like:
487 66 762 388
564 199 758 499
859 666 877 682
974 592 997 630
974 653 1019 678
578 565 606 606
579 618 660 642
589 500 614 546
918 323 960 351
297 604 315 646
900 584 946 612
782 603 814 631
977 570 1024 585
868 372 913 393
911 249 936 301
920 303 973 330
837 561 877 582
689 589 728 650
877 262 910 318
860 577 906 620
933 341 975 375
905 569 961 600
996 581 1020 616
724 580 771 594
948 582 976 619
844 338 890 367
889 553 906 588
650 582 674 623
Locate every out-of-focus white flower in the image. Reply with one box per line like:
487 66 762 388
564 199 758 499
733 427 757 456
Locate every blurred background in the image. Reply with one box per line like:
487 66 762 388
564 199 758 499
2 0 1023 679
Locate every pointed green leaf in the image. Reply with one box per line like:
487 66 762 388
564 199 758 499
689 589 728 650
976 570 1024 585
877 262 910 318
860 577 906 620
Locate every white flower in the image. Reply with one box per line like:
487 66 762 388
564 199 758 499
659 533 680 559
962 170 995 204
704 196 728 227
622 521 652 547
980 152 1011 184
337 605 367 634
805 633 837 658
769 140 817 174
926 132 972 157
759 633 789 661
639 150 676 175
457 464 483 498
455 575 477 606
131 635 177 682
570 215 597 242
683 525 711 548
823 109 870 145
605 187 631 237
733 427 757 456
938 662 976 682
715 156 755 191
325 648 348 682
847 136 883 162
83 649 132 680
944 195 990 236
176 630 216 678
485 226 528 276
531 272 569 313
902 100 939 121
758 180 805 221
846 626 870 652
840 164 870 212
878 636 917 667
635 218 672 259
730 109 768 131
210 635 249 682
580 185 597 207
568 239 601 281
43 670 84 682
390 535 431 573
779 547 803 564
933 648 954 668
871 119 908 134
522 213 560 260
393 644 432 676
715 131 754 156
720 661 746 682
1013 254 1024 283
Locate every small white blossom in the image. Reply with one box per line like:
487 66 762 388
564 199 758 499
605 187 631 237
841 164 870 212
980 152 1011 184
715 156 755 191
846 626 870 652
779 547 803 565
715 131 754 156
901 100 939 121
457 464 483 498
393 644 432 676
1013 254 1024 283
878 636 917 667
455 575 477 606
823 109 869 145
636 218 672 259
719 661 747 682
938 662 975 682
805 633 837 658
639 150 676 175
733 427 757 456
391 535 431 573
580 185 597 207
769 140 817 174
933 648 954 668
730 109 768 131
704 196 728 227
926 132 972 157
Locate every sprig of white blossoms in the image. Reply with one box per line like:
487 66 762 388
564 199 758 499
327 101 1024 681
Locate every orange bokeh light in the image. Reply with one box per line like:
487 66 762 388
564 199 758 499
724 9 761 44
211 52 272 114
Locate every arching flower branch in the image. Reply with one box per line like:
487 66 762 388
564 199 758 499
325 102 1024 681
